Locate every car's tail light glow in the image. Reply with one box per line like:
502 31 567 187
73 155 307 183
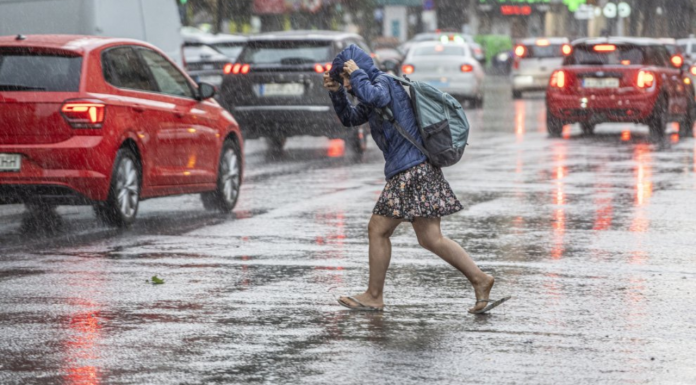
536 39 550 46
460 64 473 72
514 45 526 57
593 44 616 52
637 70 655 88
223 63 234 74
314 63 324 73
550 70 565 88
325 63 332 71
61 100 106 128
561 44 572 56
691 65 696 76
402 64 414 74
671 55 684 68
240 64 250 74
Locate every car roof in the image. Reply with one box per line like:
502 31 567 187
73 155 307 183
0 34 153 53
182 33 247 45
518 37 569 45
572 36 665 46
247 30 363 42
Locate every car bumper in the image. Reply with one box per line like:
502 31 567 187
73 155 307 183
512 74 551 91
546 91 657 122
0 135 114 204
231 105 349 139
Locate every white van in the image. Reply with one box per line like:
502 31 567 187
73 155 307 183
0 0 183 66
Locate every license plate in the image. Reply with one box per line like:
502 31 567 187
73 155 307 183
426 78 450 88
583 78 619 88
0 153 21 172
255 83 304 97
198 75 222 85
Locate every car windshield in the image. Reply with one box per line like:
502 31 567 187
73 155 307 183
0 49 82 91
522 44 564 59
211 43 244 61
240 41 332 65
565 45 646 65
413 45 466 56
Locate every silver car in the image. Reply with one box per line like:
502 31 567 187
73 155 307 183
400 41 485 107
511 37 569 99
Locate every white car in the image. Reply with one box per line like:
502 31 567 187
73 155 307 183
511 37 569 99
399 41 485 107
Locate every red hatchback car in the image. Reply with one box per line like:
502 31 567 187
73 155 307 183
0 35 244 226
546 37 693 138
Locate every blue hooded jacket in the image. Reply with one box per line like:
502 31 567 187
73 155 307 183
328 45 427 180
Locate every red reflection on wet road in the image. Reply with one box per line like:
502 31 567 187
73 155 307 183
515 101 525 140
633 144 653 207
621 130 631 141
670 133 680 143
327 139 345 158
63 301 102 385
551 143 567 259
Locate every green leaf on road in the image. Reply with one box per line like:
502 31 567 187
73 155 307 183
151 275 165 285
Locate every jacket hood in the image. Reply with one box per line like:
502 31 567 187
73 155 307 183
329 44 381 83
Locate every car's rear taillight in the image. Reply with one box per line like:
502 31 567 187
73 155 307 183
514 45 526 58
313 63 333 73
690 65 696 76
561 44 572 56
671 55 684 68
223 63 234 74
637 70 655 88
402 64 414 74
550 70 565 88
61 100 105 128
228 63 250 75
460 64 473 73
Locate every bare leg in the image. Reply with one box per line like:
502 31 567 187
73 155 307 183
411 217 494 313
339 214 402 309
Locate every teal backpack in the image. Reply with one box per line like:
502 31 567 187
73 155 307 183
376 74 470 168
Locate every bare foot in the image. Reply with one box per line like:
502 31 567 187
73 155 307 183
468 274 495 313
338 292 384 309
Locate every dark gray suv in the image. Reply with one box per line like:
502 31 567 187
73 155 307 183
219 31 375 153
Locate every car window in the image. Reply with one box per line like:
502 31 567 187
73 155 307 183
522 44 564 59
210 43 244 61
679 44 689 53
240 41 332 65
102 46 157 92
565 45 646 66
649 46 670 67
138 48 194 98
413 45 466 56
0 49 82 92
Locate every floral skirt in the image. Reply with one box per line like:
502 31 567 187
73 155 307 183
373 162 463 222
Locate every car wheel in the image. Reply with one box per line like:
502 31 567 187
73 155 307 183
581 122 595 136
347 126 367 156
266 135 286 153
547 113 563 137
94 148 140 227
512 90 523 99
201 140 241 213
648 96 667 140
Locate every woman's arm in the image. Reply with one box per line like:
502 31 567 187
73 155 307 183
329 89 370 127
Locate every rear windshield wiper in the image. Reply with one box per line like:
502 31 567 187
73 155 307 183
0 84 47 91
578 61 605 66
279 57 316 65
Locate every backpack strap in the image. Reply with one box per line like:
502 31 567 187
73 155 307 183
375 106 431 160
381 73 413 86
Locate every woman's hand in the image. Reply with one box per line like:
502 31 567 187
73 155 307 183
323 71 341 92
343 60 359 75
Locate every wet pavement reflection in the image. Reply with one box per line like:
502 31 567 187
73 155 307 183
1 76 696 384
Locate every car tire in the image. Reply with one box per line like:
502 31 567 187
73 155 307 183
648 95 667 140
94 148 140 227
547 113 563 137
347 126 367 156
201 139 241 213
512 90 523 99
266 135 286 153
581 122 595 136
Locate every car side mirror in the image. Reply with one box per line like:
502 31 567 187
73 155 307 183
197 82 216 101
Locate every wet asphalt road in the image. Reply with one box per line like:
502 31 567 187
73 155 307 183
1 76 696 384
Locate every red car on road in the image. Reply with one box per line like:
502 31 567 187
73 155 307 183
546 37 693 138
0 35 243 226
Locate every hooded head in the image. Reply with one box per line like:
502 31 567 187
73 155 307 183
329 44 381 86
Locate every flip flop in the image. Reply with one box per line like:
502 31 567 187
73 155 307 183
468 296 511 315
337 296 384 312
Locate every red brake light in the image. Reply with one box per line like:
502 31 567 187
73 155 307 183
325 63 332 71
561 44 572 56
514 45 526 57
460 64 473 72
61 100 106 128
223 63 234 74
671 55 684 68
637 70 655 88
691 66 696 76
402 64 414 75
550 70 565 88
594 44 616 52
536 39 550 47
231 63 242 74
314 63 324 73
240 64 250 74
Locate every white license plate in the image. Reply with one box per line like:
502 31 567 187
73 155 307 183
255 83 304 97
198 75 222 85
426 79 450 88
583 78 620 88
0 153 21 172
